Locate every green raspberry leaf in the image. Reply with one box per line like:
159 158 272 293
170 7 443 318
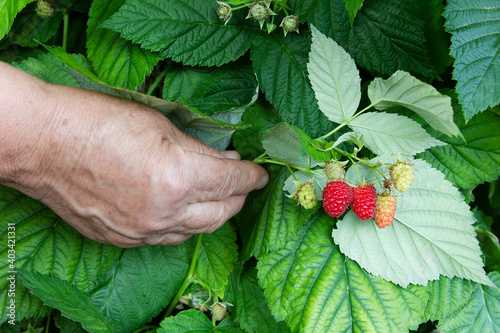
336 159 492 288
0 0 34 40
0 186 121 324
262 123 309 169
423 277 475 322
439 272 500 332
419 109 500 189
251 32 334 137
236 167 315 260
368 70 461 137
225 263 291 333
195 223 238 299
157 309 245 333
90 245 190 333
257 212 429 332
307 26 361 124
443 0 500 120
87 0 161 90
348 112 445 156
309 0 434 78
101 0 260 67
343 0 364 26
17 270 114 333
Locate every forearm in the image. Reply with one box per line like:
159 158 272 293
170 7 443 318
0 61 57 188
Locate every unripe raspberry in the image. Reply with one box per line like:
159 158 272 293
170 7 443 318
322 181 353 217
323 160 347 182
36 0 54 18
373 193 397 228
210 302 227 321
390 160 414 192
216 1 232 24
248 2 268 21
280 15 299 36
351 184 377 220
294 181 317 210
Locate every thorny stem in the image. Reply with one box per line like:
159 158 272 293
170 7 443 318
163 234 204 318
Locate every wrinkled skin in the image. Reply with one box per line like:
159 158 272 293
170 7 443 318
0 62 268 247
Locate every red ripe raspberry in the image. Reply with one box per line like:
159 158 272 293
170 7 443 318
373 193 397 228
322 181 353 217
351 184 377 220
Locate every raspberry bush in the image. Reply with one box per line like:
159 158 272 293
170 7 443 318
1 0 500 332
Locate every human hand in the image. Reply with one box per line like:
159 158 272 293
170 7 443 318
0 63 268 247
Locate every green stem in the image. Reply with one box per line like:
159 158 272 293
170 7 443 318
163 234 204 318
45 313 51 333
62 9 69 51
254 158 323 177
146 65 169 96
317 102 376 141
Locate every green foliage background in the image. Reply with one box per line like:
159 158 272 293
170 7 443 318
0 0 499 332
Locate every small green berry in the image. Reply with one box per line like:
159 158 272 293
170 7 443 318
294 181 317 210
36 0 54 18
323 160 347 182
389 160 414 192
280 15 299 36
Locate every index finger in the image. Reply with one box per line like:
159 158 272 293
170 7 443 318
181 150 269 203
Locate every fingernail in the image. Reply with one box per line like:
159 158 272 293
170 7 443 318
221 150 241 160
256 174 269 189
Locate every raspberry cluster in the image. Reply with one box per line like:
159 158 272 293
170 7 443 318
321 158 415 228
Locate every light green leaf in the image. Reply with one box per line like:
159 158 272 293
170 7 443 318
368 70 460 137
225 263 291 333
162 66 218 102
307 26 361 124
195 223 238 299
101 0 260 67
86 0 161 90
262 123 309 168
443 0 500 120
424 277 475 321
251 32 334 137
349 112 444 156
17 52 80 86
418 109 500 189
257 212 429 332
0 0 34 40
158 309 245 333
0 186 121 324
18 270 114 333
334 159 492 287
439 272 500 332
343 0 364 26
237 167 314 260
90 245 190 333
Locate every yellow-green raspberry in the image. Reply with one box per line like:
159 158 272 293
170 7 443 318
323 160 347 182
390 161 414 192
36 0 54 18
295 181 317 209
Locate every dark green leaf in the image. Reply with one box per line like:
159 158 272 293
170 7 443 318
262 123 309 168
251 32 334 137
257 212 429 332
418 110 500 189
17 52 80 86
237 167 317 260
343 0 364 26
0 0 34 40
101 0 260 66
439 272 500 332
225 262 291 333
232 102 282 160
90 245 190 333
17 270 114 333
424 277 475 321
310 0 434 78
157 309 245 333
0 186 121 323
87 0 161 90
195 223 238 299
443 0 500 120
